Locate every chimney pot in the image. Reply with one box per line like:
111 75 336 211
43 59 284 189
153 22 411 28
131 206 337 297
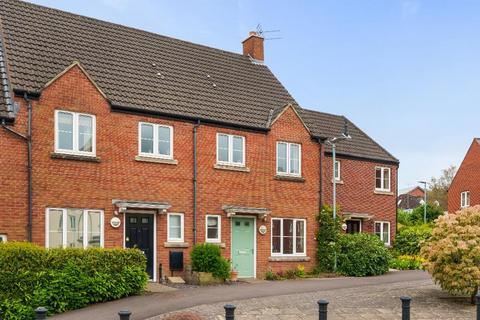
242 31 264 62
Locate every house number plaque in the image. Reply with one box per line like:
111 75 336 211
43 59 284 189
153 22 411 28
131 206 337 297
110 217 121 228
258 225 267 235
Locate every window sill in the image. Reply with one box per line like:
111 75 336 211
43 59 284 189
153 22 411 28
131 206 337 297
374 190 394 196
274 175 305 183
214 164 250 172
51 152 100 163
268 256 311 262
206 241 226 248
135 156 178 165
164 242 189 248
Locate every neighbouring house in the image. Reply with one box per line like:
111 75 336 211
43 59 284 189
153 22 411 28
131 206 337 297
0 0 398 280
397 186 425 212
448 138 480 213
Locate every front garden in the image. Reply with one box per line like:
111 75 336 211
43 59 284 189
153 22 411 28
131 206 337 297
0 243 148 319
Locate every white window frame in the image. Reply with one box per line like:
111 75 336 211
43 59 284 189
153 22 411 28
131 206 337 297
271 218 306 256
461 191 470 208
45 208 104 248
334 160 341 181
216 133 245 166
374 221 390 246
375 167 391 192
276 142 302 176
205 215 221 243
54 110 96 156
138 122 174 159
0 234 6 242
167 212 184 242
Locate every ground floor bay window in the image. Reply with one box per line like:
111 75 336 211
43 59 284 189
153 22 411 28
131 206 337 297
271 218 306 256
46 208 104 248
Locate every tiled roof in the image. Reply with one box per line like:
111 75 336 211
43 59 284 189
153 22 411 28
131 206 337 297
0 0 398 163
300 109 398 163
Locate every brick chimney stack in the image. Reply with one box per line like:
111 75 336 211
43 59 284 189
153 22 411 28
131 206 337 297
242 31 264 62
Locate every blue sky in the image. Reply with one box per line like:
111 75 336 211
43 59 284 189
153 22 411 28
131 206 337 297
30 0 480 188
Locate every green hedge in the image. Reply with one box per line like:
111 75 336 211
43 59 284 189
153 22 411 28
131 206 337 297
337 233 391 277
389 255 424 270
190 243 230 280
394 224 432 255
0 242 148 319
315 206 341 273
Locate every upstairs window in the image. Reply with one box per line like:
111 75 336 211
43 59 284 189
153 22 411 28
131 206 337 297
217 133 245 166
461 191 470 208
55 110 95 156
375 167 391 191
271 218 306 256
139 123 173 158
46 208 103 248
277 142 301 176
334 160 341 181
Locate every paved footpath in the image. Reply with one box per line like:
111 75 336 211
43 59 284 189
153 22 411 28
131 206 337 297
53 271 474 320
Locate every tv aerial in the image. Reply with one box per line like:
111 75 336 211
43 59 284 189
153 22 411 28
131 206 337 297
256 23 282 41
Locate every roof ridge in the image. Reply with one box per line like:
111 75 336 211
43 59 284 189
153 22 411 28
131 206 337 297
15 0 248 60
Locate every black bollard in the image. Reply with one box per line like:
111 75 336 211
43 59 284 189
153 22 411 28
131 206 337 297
475 291 480 320
317 299 328 320
35 307 48 320
118 310 132 320
224 304 236 320
400 296 411 320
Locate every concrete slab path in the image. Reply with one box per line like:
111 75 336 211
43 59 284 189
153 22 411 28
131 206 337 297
52 271 430 320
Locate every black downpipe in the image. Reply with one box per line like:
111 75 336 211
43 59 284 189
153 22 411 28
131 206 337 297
0 93 33 242
26 93 33 242
193 120 200 244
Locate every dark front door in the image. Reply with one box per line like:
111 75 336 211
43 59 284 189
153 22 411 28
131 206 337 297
346 220 361 234
125 214 154 279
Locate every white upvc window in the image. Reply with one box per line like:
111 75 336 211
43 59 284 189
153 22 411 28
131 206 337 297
216 133 245 166
55 110 96 156
271 218 306 256
334 160 341 181
205 215 221 242
139 122 173 159
46 208 104 248
167 213 184 242
374 221 390 246
375 167 391 191
276 142 301 176
461 191 470 208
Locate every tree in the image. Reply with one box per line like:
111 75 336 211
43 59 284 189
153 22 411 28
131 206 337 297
316 205 341 272
427 165 456 211
421 205 480 303
410 203 444 224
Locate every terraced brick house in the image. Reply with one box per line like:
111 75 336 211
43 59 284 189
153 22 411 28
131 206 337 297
448 138 480 213
0 0 399 280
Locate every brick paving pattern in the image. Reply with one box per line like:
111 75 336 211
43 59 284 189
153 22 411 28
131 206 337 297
152 279 475 320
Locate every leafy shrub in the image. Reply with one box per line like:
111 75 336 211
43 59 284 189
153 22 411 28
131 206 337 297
410 204 443 224
394 224 432 255
316 205 341 272
337 233 391 277
389 255 424 270
0 242 148 319
294 264 305 278
265 269 278 281
421 205 480 302
397 209 413 227
190 243 230 280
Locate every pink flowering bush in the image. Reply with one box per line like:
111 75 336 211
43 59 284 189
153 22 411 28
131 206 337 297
421 205 480 302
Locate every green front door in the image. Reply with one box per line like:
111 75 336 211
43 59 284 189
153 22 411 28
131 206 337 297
232 217 255 278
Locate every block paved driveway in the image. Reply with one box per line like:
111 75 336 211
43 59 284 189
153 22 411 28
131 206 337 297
53 271 475 320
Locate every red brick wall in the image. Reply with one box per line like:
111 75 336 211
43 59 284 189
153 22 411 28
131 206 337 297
448 140 480 213
408 187 425 198
0 65 398 278
322 155 398 240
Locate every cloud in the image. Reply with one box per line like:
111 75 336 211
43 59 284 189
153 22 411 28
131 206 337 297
401 0 420 18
